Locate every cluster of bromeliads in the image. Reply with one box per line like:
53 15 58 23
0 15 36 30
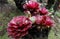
7 0 55 39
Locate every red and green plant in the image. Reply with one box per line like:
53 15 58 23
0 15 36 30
7 0 55 39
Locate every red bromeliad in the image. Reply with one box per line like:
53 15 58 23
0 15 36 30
39 7 48 15
23 0 39 16
7 16 32 39
31 15 54 27
43 16 54 27
23 1 39 10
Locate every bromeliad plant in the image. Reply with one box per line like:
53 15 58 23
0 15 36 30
7 0 54 39
7 16 32 39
